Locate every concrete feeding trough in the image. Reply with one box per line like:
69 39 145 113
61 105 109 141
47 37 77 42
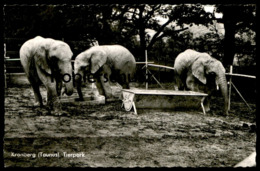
6 73 30 86
122 89 208 114
60 84 123 105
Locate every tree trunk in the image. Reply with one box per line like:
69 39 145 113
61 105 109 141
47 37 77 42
138 5 147 61
222 6 237 66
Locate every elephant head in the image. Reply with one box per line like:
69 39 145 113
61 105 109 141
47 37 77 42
191 55 228 114
74 48 107 84
34 38 74 96
74 48 107 74
73 49 107 100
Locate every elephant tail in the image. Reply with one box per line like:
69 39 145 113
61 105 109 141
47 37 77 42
20 42 33 76
123 59 136 84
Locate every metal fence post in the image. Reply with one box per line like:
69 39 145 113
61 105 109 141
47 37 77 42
145 50 148 90
228 65 233 111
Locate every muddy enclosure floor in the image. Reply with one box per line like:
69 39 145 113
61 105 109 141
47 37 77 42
4 86 256 167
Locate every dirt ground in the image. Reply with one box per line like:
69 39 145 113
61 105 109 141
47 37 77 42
3 85 256 167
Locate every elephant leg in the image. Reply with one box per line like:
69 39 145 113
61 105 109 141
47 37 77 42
45 79 70 116
95 77 105 96
174 71 181 90
31 83 43 107
56 79 62 97
96 75 113 99
186 74 211 112
203 87 212 112
28 75 43 107
186 75 194 91
101 75 113 98
203 96 211 112
45 82 60 110
186 70 201 91
76 84 84 101
115 73 129 100
100 66 113 98
74 73 85 101
118 73 129 89
103 82 113 98
36 68 61 111
174 70 186 90
121 82 130 89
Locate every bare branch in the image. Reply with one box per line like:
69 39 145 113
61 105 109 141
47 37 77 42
147 27 189 49
144 4 161 23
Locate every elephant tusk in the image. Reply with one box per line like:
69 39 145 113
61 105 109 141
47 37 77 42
216 85 219 90
61 87 66 95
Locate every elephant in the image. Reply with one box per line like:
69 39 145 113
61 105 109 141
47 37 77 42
74 45 136 101
20 36 74 113
173 49 228 115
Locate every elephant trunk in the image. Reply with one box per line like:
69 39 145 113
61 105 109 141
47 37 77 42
74 70 84 100
60 64 74 96
64 79 74 96
216 73 229 115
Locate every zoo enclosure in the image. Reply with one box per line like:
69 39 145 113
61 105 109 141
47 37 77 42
4 39 256 112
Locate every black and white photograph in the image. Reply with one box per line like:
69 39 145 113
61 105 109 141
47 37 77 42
2 0 257 167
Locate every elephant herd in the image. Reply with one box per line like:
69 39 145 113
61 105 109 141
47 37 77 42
19 36 228 115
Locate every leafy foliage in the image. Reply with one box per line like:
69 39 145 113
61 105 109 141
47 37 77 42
215 4 256 66
4 4 256 72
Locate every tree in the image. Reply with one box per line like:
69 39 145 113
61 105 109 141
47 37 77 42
7 4 255 66
117 4 213 60
215 4 256 66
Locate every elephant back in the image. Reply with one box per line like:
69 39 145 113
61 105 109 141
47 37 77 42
103 45 136 70
174 49 201 74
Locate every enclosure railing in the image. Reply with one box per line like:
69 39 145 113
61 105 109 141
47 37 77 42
4 48 256 112
226 65 256 111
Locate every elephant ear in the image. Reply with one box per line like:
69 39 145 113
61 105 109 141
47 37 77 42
34 45 52 75
192 59 207 84
90 50 107 74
